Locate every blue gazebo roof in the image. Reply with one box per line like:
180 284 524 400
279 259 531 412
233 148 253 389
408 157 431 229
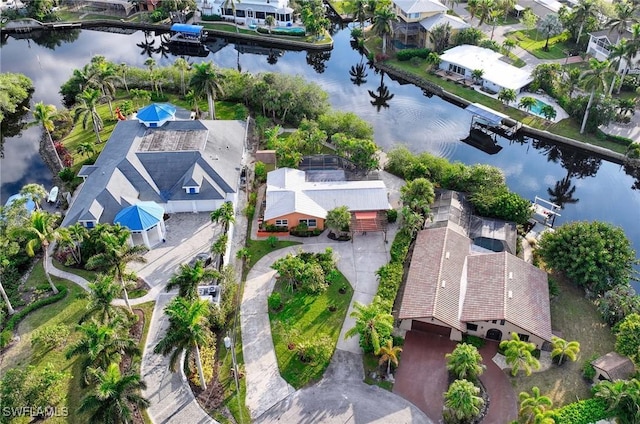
114 202 164 231
171 23 203 35
136 103 177 124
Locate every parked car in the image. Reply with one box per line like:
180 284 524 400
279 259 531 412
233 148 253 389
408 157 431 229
189 252 212 268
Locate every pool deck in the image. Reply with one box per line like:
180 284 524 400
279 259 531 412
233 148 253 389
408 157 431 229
514 92 569 123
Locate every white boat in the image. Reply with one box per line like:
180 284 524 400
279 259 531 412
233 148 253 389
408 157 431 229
47 186 59 203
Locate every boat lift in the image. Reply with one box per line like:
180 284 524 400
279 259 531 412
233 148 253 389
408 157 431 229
531 196 561 227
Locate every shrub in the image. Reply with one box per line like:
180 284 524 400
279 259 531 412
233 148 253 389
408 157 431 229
552 398 610 424
254 161 267 183
350 28 363 39
266 235 278 247
548 276 560 297
478 39 500 52
375 263 404 301
256 27 306 37
462 335 485 349
150 92 169 102
387 209 398 223
31 324 70 350
390 230 412 263
201 14 223 21
409 56 423 66
397 48 431 61
582 354 598 380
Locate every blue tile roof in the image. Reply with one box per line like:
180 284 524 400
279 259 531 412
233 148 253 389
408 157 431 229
114 201 164 230
136 103 177 123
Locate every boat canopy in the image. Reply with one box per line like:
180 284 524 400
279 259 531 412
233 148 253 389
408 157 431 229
170 23 203 35
465 103 508 127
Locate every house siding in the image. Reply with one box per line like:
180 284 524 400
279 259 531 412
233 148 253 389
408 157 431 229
265 212 325 230
464 320 546 349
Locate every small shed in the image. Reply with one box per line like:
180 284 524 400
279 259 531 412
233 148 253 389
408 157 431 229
591 352 635 382
114 202 166 249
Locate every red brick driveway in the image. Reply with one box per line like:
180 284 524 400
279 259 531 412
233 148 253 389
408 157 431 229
393 331 517 423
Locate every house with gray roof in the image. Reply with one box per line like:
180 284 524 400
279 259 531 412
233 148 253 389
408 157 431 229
397 222 552 348
62 104 246 247
591 352 636 382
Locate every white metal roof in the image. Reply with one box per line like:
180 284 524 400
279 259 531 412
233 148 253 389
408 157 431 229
440 45 533 91
394 0 448 14
264 168 390 221
420 13 470 31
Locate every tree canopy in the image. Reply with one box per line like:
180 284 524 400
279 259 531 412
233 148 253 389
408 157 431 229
0 73 33 122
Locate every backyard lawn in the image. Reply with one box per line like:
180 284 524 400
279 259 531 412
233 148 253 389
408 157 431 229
269 271 354 389
509 275 616 407
507 29 575 60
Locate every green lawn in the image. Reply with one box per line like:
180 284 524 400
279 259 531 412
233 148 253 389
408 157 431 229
327 0 352 15
214 327 251 424
508 29 573 60
270 270 354 388
244 238 301 270
52 258 97 282
546 119 628 155
509 276 616 407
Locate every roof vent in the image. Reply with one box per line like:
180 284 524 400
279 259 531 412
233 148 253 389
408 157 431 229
441 280 446 288
509 272 513 279
445 251 450 259
508 290 513 299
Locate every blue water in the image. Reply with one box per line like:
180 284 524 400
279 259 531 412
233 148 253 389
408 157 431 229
530 98 550 116
274 26 305 34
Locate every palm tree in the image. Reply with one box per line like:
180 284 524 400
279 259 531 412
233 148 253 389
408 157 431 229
79 363 150 423
471 68 484 84
31 101 63 168
344 296 393 354
166 261 220 301
119 63 130 93
607 41 631 95
443 379 484 422
376 339 403 376
369 80 394 112
445 343 486 382
81 274 124 324
66 319 140 384
74 88 104 144
579 58 611 134
468 0 480 21
89 57 118 117
76 140 96 158
12 211 61 293
85 228 148 313
519 386 553 424
537 13 563 51
173 57 191 96
498 88 517 105
57 222 88 265
19 183 48 210
210 201 235 231
572 0 597 43
353 0 367 29
502 38 517 56
540 104 557 121
144 58 157 95
223 0 241 32
190 62 225 120
550 336 580 365
372 7 395 56
349 62 368 86
519 96 537 112
475 0 496 27
265 15 276 33
154 297 212 389
185 89 201 118
607 1 638 44
499 333 541 376
0 281 14 315
564 67 582 97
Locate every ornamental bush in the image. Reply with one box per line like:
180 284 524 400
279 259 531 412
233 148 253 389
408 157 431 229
552 398 610 424
397 48 432 61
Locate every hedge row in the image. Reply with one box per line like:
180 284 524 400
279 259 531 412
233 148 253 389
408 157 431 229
374 229 413 310
0 285 68 348
201 14 223 21
397 48 432 61
552 398 611 424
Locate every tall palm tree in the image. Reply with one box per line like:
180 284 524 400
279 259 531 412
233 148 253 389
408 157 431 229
185 89 201 118
173 57 191 96
81 274 124 324
210 201 235 231
376 339 403 376
119 62 130 93
579 58 611 134
445 343 486 382
154 297 212 389
519 96 537 112
607 1 638 44
12 210 61 293
79 363 150 423
89 57 118 117
372 7 395 56
353 0 367 29
499 332 541 376
85 228 148 313
144 58 158 95
19 183 48 210
31 102 63 168
66 318 140 384
166 261 220 301
519 386 553 424
0 281 14 315
74 88 104 144
550 336 580 365
573 0 597 43
344 296 393 354
476 0 496 27
223 0 241 32
190 62 225 120
443 379 485 422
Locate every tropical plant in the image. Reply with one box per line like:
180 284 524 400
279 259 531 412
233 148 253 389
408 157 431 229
471 68 484 83
210 201 235 230
430 23 452 53
499 333 540 376
166 261 220 301
445 343 486 382
400 177 435 216
85 227 148 313
518 386 553 424
344 296 393 353
594 378 640 424
579 59 611 134
475 0 497 27
154 297 212 389
31 101 62 168
74 88 105 143
173 57 191 96
76 140 96 158
11 210 61 293
597 285 640 326
19 183 48 210
551 336 580 365
376 339 403 376
82 274 124 324
537 13 563 51
353 0 367 28
540 104 557 121
265 15 276 33
614 313 640 364
190 62 225 119
498 88 517 105
372 7 395 55
325 205 351 236
78 363 150 424
519 96 537 112
443 379 485 423
57 222 87 266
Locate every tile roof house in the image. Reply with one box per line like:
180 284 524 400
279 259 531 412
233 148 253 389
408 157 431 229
262 168 390 231
62 104 245 247
591 352 636 382
398 223 552 348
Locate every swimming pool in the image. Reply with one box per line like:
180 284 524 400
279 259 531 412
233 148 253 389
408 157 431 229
275 26 306 35
529 98 552 117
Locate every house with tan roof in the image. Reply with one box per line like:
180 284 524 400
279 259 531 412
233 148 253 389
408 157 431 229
591 352 636 383
397 211 552 348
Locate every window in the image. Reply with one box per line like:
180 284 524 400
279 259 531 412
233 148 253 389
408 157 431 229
466 323 478 331
275 219 288 226
492 320 497 324
500 319 505 325
299 219 317 228
189 187 196 194
518 333 529 342
448 64 465 75
85 221 95 229
256 11 265 19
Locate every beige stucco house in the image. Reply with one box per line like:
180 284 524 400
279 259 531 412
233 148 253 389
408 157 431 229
392 0 469 49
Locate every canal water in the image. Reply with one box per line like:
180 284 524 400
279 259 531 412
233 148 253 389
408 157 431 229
2 26 640 288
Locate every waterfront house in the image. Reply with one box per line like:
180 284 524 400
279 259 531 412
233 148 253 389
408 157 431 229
392 0 459 48
586 29 640 74
262 167 390 231
62 103 246 248
438 45 533 93
200 0 294 26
